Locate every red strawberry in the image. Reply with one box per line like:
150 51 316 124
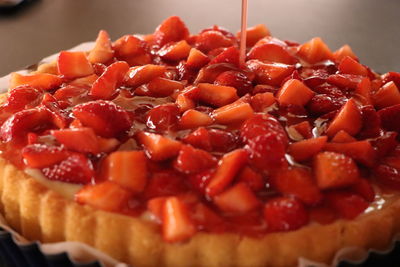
72 100 132 138
1 86 42 114
41 94 70 129
76 181 133 212
90 61 130 100
144 171 187 199
51 127 100 154
125 65 166 87
327 74 363 90
214 70 253 97
246 60 295 86
9 72 62 91
325 191 369 220
209 46 240 67
57 51 94 79
87 30 114 64
188 169 214 194
146 103 180 132
288 136 327 162
237 166 265 192
42 153 94 184
182 127 212 151
213 183 261 213
351 178 375 202
247 43 296 64
137 131 182 161
374 161 400 190
324 141 376 167
153 16 190 47
195 30 235 53
22 144 69 168
377 104 400 133
186 48 210 69
173 145 217 174
264 197 309 231
158 40 192 61
192 203 226 232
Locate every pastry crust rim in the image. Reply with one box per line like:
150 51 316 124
1 156 400 267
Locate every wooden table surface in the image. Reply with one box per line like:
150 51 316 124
0 0 399 76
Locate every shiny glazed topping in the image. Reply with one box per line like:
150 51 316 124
1 16 400 242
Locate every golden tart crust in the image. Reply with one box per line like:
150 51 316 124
1 156 400 267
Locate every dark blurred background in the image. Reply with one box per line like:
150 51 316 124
0 0 399 75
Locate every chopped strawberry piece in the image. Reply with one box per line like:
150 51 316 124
125 65 166 87
209 47 240 67
186 48 210 69
192 203 226 232
0 108 52 143
297 37 333 63
237 24 270 47
51 127 99 154
205 149 248 197
378 104 400 132
248 43 296 64
272 167 322 205
372 131 398 158
147 197 166 221
197 83 239 107
333 44 358 63
358 105 381 138
324 141 376 167
41 94 70 129
213 101 254 125
314 152 360 189
326 191 369 220
76 181 133 212
214 70 253 97
53 85 88 102
351 178 375 202
237 166 265 192
194 63 238 84
374 159 400 190
90 61 130 100
250 92 276 112
113 35 148 58
146 103 180 132
331 130 356 143
288 136 327 162
179 109 213 129
373 81 400 109
338 56 368 76
246 60 295 86
327 74 363 90
213 183 261 213
264 197 309 231
72 100 131 138
158 40 192 61
326 98 362 137
137 131 182 161
22 144 69 168
307 94 344 116
88 30 114 64
188 169 214 194
153 16 190 47
173 145 217 174
57 51 94 79
288 121 312 140
195 30 235 53
1 86 42 114
162 197 196 242
42 153 94 184
144 171 187 199
208 128 239 152
175 94 196 112
147 77 184 97
277 79 315 107
9 72 62 91
102 151 147 193
182 127 212 151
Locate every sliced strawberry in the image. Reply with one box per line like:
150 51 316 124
331 130 356 143
197 83 239 107
22 144 69 168
42 153 94 184
137 131 182 161
57 51 94 79
144 171 187 199
147 197 166 221
297 37 333 63
246 60 295 86
179 109 213 129
213 183 261 213
372 131 398 158
338 56 368 76
53 85 88 102
237 166 265 192
205 149 248 197
358 105 381 138
213 101 254 125
51 127 99 154
288 136 327 162
314 151 360 189
378 104 400 132
326 98 362 137
288 121 312 140
76 181 133 212
175 94 196 112
88 30 114 64
9 72 62 91
238 24 270 47
41 93 70 129
192 203 226 232
186 48 210 69
324 141 376 167
208 128 239 152
158 40 192 61
146 103 180 132
153 16 190 47
374 157 400 190
264 197 309 231
173 145 217 174
325 191 369 220
248 43 296 64
0 108 52 143
327 74 363 90
102 151 147 193
182 127 212 151
147 77 184 97
214 70 253 97
90 61 130 100
272 167 322 205
1 86 42 114
277 79 315 107
351 178 375 202
250 92 276 112
209 46 240 67
333 44 358 63
162 197 196 242
373 81 400 109
125 65 166 87
195 30 235 53
72 100 131 138
113 34 148 58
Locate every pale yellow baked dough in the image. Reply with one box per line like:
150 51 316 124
0 156 400 267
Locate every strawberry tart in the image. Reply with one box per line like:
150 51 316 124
1 16 400 267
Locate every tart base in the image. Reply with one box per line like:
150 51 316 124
0 156 400 267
